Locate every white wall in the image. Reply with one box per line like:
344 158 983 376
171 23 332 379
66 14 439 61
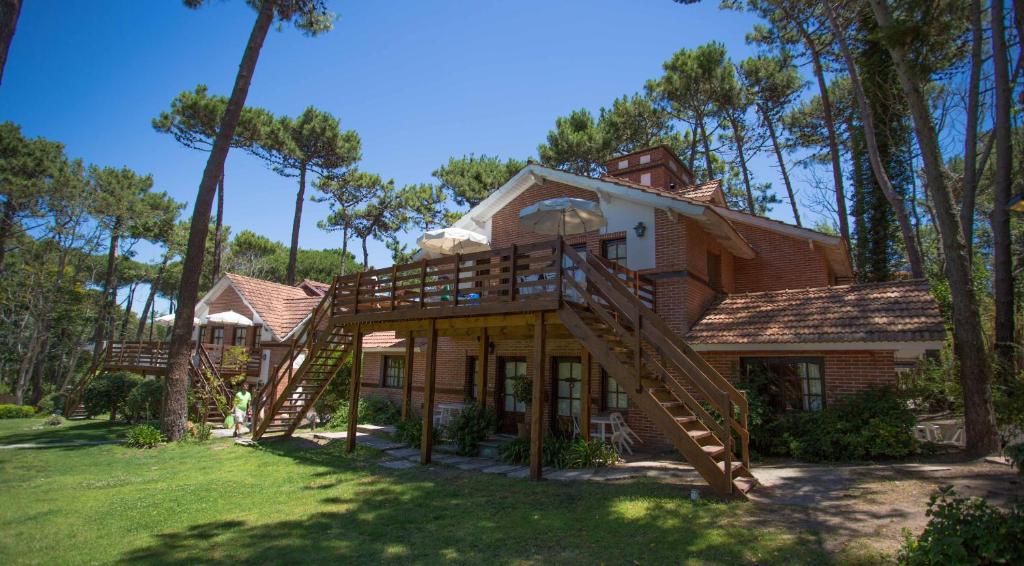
599 193 656 270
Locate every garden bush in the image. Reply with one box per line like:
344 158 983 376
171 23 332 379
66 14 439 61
37 393 65 415
125 379 163 422
327 396 401 429
1006 442 1024 476
897 488 1024 565
186 421 213 442
44 415 65 426
394 418 440 448
0 404 35 419
499 435 619 469
761 387 919 462
83 372 142 420
124 424 165 448
444 402 496 456
567 438 620 468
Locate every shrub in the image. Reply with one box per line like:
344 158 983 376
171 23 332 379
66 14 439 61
44 415 65 427
444 402 496 456
499 436 530 465
763 387 919 462
897 488 1024 565
567 439 619 468
37 393 65 415
83 372 143 420
0 404 35 419
126 379 163 422
1006 442 1024 476
497 435 599 469
327 396 401 429
124 424 165 449
186 421 213 442
394 418 439 448
362 396 401 426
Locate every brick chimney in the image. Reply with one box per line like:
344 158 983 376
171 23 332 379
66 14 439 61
603 146 694 192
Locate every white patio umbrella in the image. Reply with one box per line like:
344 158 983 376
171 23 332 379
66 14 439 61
417 227 491 255
204 310 254 327
518 197 607 236
154 313 200 327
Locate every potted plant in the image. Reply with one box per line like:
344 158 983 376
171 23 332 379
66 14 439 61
511 373 533 439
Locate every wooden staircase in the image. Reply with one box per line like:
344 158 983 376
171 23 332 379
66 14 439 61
557 245 755 495
190 344 231 423
252 280 354 439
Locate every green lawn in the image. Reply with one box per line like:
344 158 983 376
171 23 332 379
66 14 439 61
0 418 833 565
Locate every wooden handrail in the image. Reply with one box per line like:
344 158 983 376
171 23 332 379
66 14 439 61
560 244 746 466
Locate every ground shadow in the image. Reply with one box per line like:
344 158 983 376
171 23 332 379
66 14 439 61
0 419 131 448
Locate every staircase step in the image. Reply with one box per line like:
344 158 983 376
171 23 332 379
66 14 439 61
687 429 712 441
700 444 726 458
674 416 697 424
717 460 743 473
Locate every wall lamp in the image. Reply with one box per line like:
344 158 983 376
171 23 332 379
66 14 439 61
633 221 647 238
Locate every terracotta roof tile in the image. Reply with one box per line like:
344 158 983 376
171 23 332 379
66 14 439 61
362 331 405 349
676 180 722 202
224 273 322 339
686 280 946 344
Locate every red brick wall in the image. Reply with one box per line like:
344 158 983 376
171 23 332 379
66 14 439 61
701 349 897 406
732 222 832 293
603 146 693 189
490 181 600 248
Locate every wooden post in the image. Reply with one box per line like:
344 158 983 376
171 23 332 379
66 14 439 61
389 265 398 311
452 254 461 307
529 313 546 480
581 349 592 440
555 238 564 304
476 327 489 404
508 245 518 301
418 260 427 309
401 331 415 420
353 272 362 315
420 320 438 465
345 326 364 453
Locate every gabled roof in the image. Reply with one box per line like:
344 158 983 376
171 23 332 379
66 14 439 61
451 163 853 277
686 280 945 345
298 279 331 297
200 273 323 340
454 164 757 259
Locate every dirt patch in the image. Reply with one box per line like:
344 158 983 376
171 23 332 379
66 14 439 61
746 458 1023 558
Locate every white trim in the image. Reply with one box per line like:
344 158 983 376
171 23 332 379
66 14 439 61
712 206 842 246
691 341 942 361
452 164 756 259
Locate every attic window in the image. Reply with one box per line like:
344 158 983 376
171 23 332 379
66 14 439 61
640 173 652 186
618 159 629 169
639 154 651 164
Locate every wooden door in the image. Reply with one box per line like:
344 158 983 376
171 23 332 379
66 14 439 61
495 357 527 434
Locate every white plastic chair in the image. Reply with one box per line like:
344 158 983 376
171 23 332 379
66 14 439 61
610 412 642 445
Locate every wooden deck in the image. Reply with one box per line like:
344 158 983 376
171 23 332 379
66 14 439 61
253 237 755 496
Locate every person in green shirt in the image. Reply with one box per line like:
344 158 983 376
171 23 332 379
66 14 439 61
232 383 252 438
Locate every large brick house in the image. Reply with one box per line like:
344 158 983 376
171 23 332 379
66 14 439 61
238 145 945 495
352 146 945 445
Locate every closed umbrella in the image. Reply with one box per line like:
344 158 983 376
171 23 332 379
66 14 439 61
204 310 254 327
417 227 491 255
518 197 606 236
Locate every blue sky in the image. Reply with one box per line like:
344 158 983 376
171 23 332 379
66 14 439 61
2 0 817 313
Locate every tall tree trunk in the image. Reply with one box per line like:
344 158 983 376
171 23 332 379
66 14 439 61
119 282 136 340
761 104 801 226
0 0 21 86
15 324 40 405
686 130 698 174
961 0 983 258
137 254 169 340
29 335 48 406
287 164 306 285
213 174 225 280
340 226 349 275
93 224 120 363
991 0 1016 375
0 199 16 273
729 115 756 213
868 0 998 456
161 0 276 442
698 117 714 179
823 1 925 279
361 236 369 269
790 12 851 245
